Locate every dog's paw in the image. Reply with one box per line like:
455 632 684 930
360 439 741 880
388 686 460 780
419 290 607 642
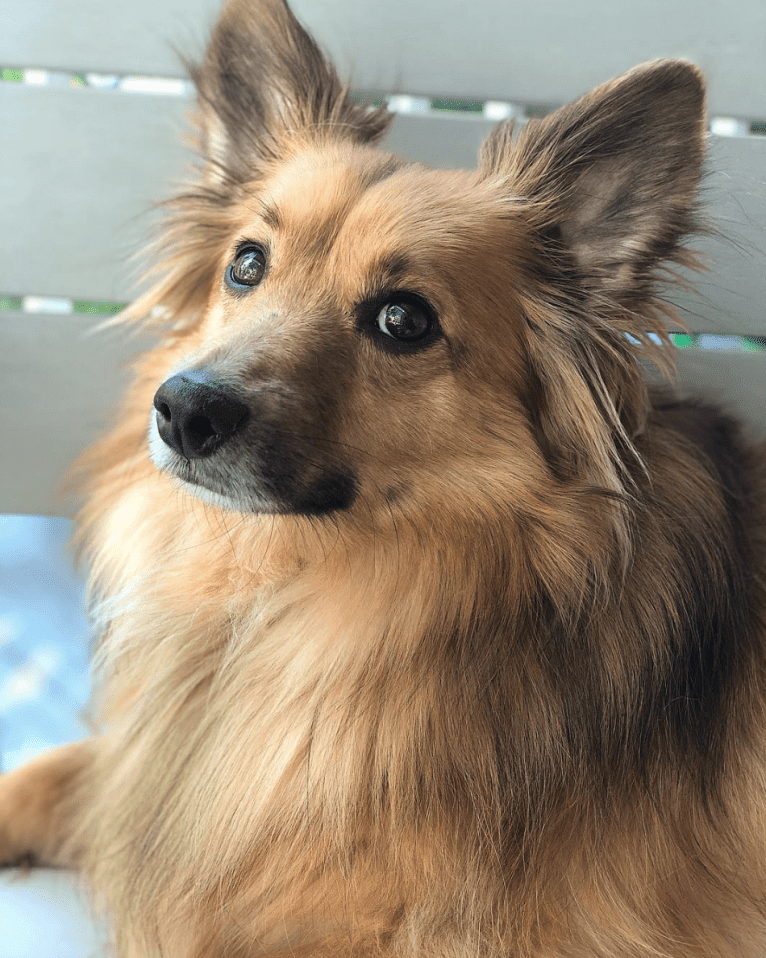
0 742 92 870
0 850 39 872
0 766 44 869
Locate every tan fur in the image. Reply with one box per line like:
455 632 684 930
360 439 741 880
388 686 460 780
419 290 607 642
2 2 766 956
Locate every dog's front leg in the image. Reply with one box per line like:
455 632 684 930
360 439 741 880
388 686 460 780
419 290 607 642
0 739 94 869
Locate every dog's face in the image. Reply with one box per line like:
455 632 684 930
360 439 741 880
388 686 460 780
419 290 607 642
149 147 535 516
146 0 705 521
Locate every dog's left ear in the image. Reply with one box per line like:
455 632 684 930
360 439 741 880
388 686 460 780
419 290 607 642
191 0 392 184
480 59 706 310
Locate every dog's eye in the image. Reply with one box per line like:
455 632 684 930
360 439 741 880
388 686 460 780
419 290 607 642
376 301 433 341
227 245 267 289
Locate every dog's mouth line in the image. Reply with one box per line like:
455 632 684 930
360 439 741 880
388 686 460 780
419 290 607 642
167 459 244 499
155 444 293 514
153 446 246 500
170 470 275 514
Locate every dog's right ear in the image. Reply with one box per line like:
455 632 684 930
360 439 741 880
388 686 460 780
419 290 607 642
190 0 392 184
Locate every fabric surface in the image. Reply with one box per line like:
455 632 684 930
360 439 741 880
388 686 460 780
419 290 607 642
0 515 106 955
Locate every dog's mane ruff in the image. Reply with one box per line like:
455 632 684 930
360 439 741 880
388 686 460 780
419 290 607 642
69 397 766 956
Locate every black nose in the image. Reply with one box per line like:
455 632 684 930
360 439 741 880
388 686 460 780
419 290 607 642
153 370 249 459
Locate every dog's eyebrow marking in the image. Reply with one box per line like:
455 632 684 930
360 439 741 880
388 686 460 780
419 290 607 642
259 200 282 231
373 253 412 288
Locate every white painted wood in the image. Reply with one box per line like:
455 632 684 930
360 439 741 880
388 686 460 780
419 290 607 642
3 82 765 335
3 0 766 119
1 84 192 302
668 136 766 336
382 111 498 173
0 312 155 516
672 350 766 443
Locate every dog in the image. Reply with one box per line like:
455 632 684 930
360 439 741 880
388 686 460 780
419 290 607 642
1 0 765 955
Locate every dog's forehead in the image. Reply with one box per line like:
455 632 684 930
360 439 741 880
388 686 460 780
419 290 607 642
259 148 382 225
256 146 509 257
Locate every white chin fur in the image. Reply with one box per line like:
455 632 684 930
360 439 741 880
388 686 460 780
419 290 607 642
174 481 249 512
148 414 268 514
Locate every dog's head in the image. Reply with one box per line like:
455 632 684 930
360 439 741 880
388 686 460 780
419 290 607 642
143 0 706 522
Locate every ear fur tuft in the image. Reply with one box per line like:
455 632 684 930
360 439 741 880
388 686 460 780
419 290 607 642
480 61 708 486
481 59 707 309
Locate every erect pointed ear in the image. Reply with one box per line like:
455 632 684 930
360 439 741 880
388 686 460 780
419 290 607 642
480 59 707 309
479 62 707 486
190 0 392 184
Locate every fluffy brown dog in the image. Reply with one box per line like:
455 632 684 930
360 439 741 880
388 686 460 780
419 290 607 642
2 1 766 955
